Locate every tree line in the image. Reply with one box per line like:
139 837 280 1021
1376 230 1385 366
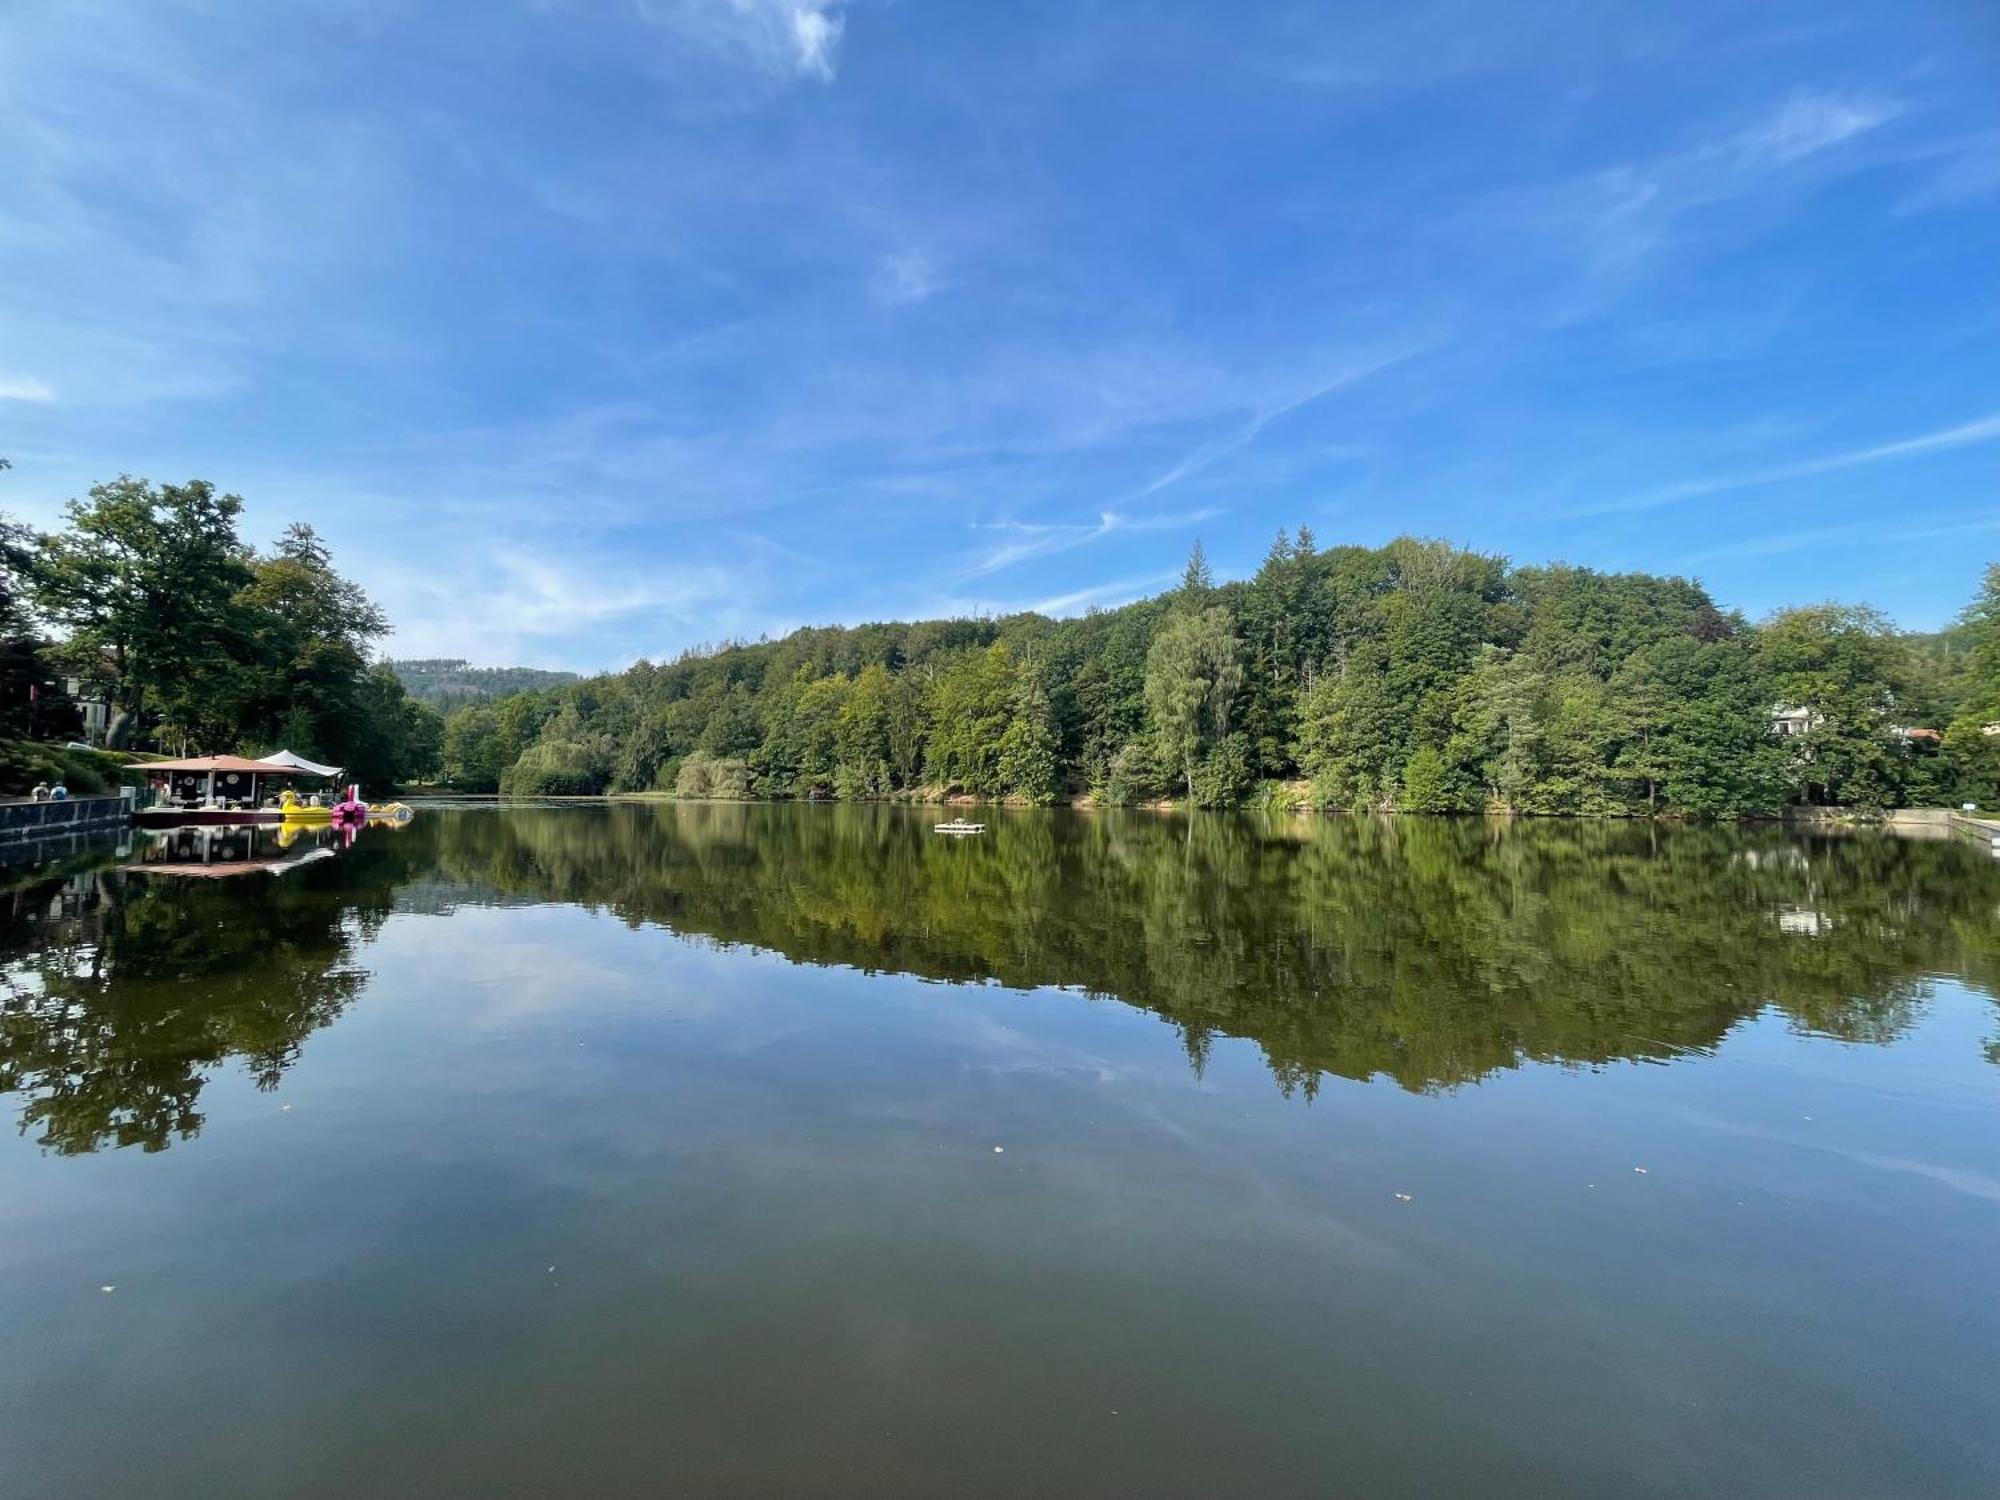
1 475 442 787
439 532 2000 814
387 658 580 712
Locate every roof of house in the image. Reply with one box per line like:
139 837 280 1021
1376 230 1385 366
138 755 303 775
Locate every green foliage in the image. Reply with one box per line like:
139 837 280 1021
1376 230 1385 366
0 739 121 797
498 701 614 796
832 663 896 799
674 750 754 799
1959 564 2000 719
387 659 580 711
1102 739 1163 805
1188 732 1253 808
1400 745 1471 813
442 695 547 792
413 534 1999 816
33 477 255 747
19 479 439 789
342 664 444 788
1144 604 1243 799
1301 649 1400 809
925 643 1019 794
996 668 1062 803
1759 604 1910 808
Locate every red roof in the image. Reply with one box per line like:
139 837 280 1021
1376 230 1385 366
138 755 303 774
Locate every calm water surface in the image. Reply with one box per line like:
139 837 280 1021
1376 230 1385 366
3 804 1998 1497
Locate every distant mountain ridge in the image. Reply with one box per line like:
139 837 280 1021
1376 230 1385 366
388 658 580 711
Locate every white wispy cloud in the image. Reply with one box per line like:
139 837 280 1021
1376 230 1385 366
961 506 1222 580
1026 571 1181 615
1521 88 1902 307
371 546 765 667
1735 91 1899 168
1134 343 1438 499
634 0 848 81
903 569 1184 624
0 375 55 402
1584 410 2000 516
873 247 946 306
1678 511 2000 565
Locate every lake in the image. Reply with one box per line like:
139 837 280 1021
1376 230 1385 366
3 803 1998 1497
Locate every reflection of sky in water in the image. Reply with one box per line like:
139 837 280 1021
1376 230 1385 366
1 810 1998 1497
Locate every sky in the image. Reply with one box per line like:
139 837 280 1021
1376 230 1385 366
1 0 1997 671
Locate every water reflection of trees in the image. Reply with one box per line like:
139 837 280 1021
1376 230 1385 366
6 808 1997 1156
0 829 421 1154
431 805 2000 1095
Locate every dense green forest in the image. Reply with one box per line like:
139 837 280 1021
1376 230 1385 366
0 474 441 790
388 658 580 712
7 472 1999 813
437 534 2000 815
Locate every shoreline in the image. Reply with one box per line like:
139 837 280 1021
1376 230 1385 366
405 789 1984 830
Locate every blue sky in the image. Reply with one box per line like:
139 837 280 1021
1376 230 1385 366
2 1 1996 669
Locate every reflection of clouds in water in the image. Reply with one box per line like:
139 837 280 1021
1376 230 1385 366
1693 1110 2000 1205
1841 1151 2000 1206
367 914 641 1029
951 1005 1147 1089
867 992 1404 1268
363 906 825 1059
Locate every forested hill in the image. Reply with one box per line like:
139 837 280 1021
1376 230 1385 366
437 533 2000 816
389 659 580 711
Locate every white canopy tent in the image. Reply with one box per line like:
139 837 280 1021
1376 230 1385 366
257 749 345 780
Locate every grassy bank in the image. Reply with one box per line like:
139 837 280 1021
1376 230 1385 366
0 740 149 798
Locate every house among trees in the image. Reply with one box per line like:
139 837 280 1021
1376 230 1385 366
62 675 112 745
1770 705 1819 737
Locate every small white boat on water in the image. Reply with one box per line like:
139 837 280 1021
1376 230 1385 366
934 819 986 835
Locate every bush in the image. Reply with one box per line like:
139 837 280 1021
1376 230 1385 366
0 740 120 797
674 750 752 799
1399 746 1474 813
500 739 612 796
1188 734 1253 808
1104 740 1163 806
